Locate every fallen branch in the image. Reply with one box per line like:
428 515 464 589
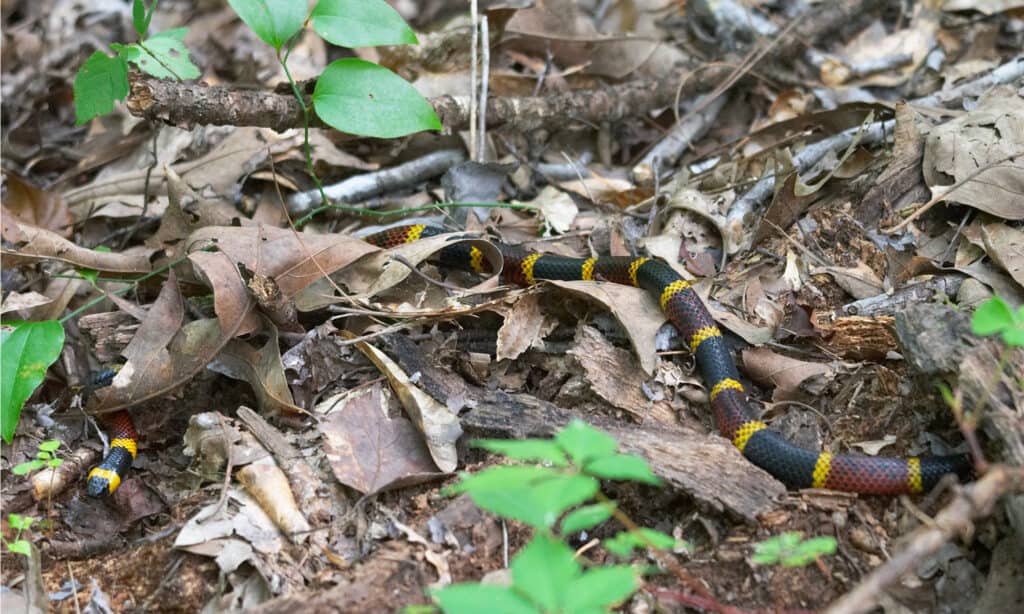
825 465 1024 614
124 2 880 134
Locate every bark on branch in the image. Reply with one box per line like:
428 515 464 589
125 1 880 134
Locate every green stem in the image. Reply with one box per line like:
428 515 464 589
294 201 541 228
278 50 328 210
59 251 203 324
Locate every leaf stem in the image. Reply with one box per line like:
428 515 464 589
277 49 328 211
59 251 204 324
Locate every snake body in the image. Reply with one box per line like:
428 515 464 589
368 224 972 494
86 223 971 496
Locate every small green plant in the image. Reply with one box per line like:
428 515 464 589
426 420 685 614
751 532 837 567
971 296 1024 348
11 440 64 476
1 321 65 444
3 514 38 556
74 0 441 216
74 0 200 124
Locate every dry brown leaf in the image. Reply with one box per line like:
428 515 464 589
741 347 836 402
810 262 884 300
981 223 1024 289
236 457 311 545
942 0 1024 15
121 271 184 368
922 88 1024 220
495 291 554 362
318 385 443 495
545 280 663 375
190 250 260 337
3 172 73 237
828 5 939 87
347 334 461 472
534 186 579 234
148 167 243 254
211 323 302 416
0 291 53 315
504 0 683 79
90 268 254 413
186 224 378 298
0 216 152 272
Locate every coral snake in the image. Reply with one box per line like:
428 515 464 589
87 224 972 496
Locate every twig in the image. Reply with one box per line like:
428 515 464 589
825 466 1024 614
631 94 728 185
469 0 478 161
477 15 490 160
288 149 467 216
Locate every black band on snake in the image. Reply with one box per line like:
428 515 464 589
87 223 972 496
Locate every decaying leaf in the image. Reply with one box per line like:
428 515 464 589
742 347 837 402
495 291 555 362
318 384 444 495
0 216 152 272
3 172 73 237
923 88 1024 220
981 223 1024 289
210 321 302 416
347 333 461 472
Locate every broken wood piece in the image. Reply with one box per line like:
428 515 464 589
460 389 785 524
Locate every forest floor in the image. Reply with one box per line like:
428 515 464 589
2 1 1023 612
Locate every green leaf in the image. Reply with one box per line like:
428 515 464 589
972 297 1013 336
780 536 837 567
8 514 35 531
73 51 130 125
473 439 568 466
1003 326 1024 348
7 540 31 556
560 503 615 534
11 460 44 475
119 30 200 80
228 0 307 51
604 528 678 558
1 321 65 444
752 532 803 566
510 535 580 611
311 0 418 47
584 454 661 486
555 420 618 466
446 465 554 496
563 565 640 613
312 58 441 138
432 584 539 614
47 458 64 469
132 0 148 38
450 466 599 529
39 440 61 453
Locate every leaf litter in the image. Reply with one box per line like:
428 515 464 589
1 1 1023 612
